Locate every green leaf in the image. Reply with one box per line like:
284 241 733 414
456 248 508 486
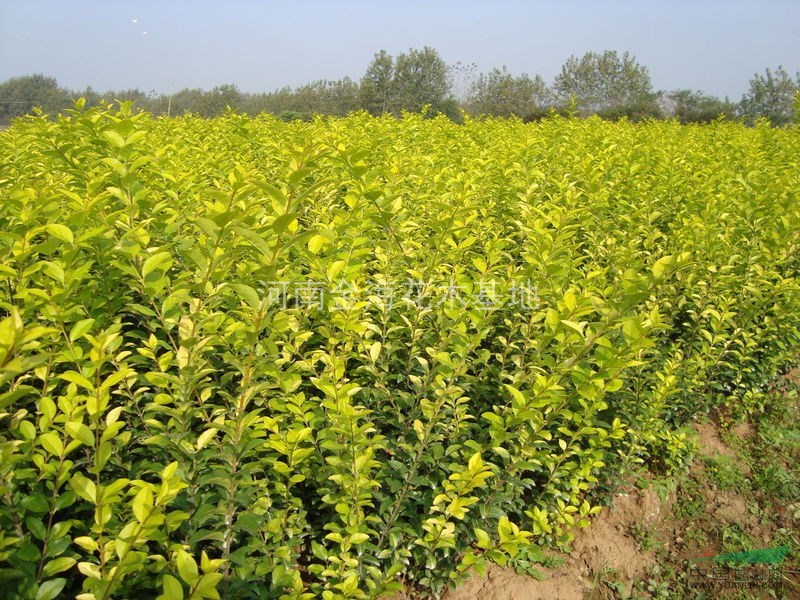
651 255 674 279
0 385 37 409
70 474 97 504
228 283 261 311
20 494 49 513
73 536 99 552
162 574 184 600
307 234 325 254
368 341 381 362
59 371 95 391
66 422 95 446
350 532 369 545
503 384 525 405
41 557 77 578
230 226 272 257
39 431 64 456
271 212 298 233
176 549 199 584
193 573 223 599
132 487 154 523
196 428 218 450
35 578 67 600
69 319 95 342
43 224 74 245
77 561 102 579
18 420 36 440
142 252 173 277
102 130 126 147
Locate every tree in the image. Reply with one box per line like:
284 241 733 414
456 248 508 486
359 50 395 115
795 90 800 124
392 46 451 113
739 66 799 125
359 47 455 117
447 61 478 102
658 89 735 123
554 50 657 117
166 88 206 115
197 84 241 117
466 67 553 118
292 78 360 116
0 74 71 124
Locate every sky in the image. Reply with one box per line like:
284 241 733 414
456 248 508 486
1 0 798 101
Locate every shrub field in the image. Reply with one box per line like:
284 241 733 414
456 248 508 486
0 104 798 599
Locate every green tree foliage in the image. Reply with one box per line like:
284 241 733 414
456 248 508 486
288 78 360 117
2 50 800 126
392 46 452 113
658 89 735 123
794 89 800 123
196 84 241 117
359 50 395 115
359 47 455 116
739 66 800 125
239 78 359 119
0 74 71 124
466 67 554 118
554 50 658 118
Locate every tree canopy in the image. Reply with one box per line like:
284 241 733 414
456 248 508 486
466 67 553 118
1 49 798 126
740 66 799 125
554 50 656 117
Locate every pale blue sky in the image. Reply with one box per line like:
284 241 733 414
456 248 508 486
1 0 798 100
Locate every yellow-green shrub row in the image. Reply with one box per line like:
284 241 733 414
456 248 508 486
0 104 798 599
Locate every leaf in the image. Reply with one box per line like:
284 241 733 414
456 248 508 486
66 422 95 446
193 572 223 599
474 527 491 549
39 431 64 456
368 341 381 362
162 574 184 600
73 537 99 552
196 428 218 450
350 532 370 545
101 130 126 147
545 309 560 330
651 255 674 279
41 557 77 577
228 283 261 311
503 384 526 405
142 252 173 277
307 234 325 254
77 561 102 579
101 157 127 175
69 319 95 342
70 473 97 504
35 578 67 600
1 385 37 409
59 371 95 391
18 420 36 440
44 224 74 245
271 212 299 233
231 226 272 258
176 549 199 584
132 487 154 523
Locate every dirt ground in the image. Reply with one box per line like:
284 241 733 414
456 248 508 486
439 481 668 600
446 413 795 598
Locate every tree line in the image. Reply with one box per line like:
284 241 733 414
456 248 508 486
1 47 798 126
